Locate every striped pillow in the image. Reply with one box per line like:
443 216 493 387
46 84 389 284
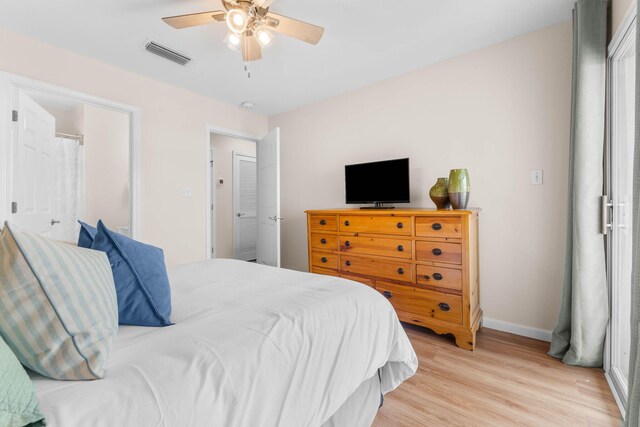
0 222 118 380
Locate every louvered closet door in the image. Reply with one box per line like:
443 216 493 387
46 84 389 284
233 153 257 261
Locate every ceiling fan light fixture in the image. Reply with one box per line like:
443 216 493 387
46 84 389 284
226 8 249 34
224 31 242 51
256 28 274 48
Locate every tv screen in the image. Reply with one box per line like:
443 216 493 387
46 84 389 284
345 158 410 204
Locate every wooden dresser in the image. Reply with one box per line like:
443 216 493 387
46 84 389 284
305 208 482 350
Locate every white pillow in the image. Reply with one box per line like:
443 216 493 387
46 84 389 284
0 222 118 380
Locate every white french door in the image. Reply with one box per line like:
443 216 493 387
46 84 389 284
605 12 636 414
233 152 257 261
257 128 281 267
11 90 56 236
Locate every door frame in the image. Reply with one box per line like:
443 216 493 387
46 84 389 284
604 2 637 418
0 71 142 239
205 124 260 259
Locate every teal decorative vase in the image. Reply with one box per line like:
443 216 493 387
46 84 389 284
429 177 450 210
448 169 470 210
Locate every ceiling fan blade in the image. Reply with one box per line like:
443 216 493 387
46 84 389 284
242 34 262 61
266 12 324 45
253 0 276 8
162 11 225 29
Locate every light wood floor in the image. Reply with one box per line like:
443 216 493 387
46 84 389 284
373 325 621 426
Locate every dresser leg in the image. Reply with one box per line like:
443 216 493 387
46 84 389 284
454 310 483 351
454 331 476 351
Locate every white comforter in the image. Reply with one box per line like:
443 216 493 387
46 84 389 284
33 260 417 427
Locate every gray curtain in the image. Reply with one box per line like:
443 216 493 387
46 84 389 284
548 0 609 367
624 0 640 424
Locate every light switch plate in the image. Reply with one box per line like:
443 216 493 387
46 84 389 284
531 170 543 185
181 188 192 198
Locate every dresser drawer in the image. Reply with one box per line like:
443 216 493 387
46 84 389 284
339 216 411 235
415 217 462 238
417 265 462 291
339 235 411 259
309 215 337 232
416 241 462 265
376 281 463 324
339 273 375 288
340 254 413 283
311 251 338 269
310 233 338 251
311 267 339 277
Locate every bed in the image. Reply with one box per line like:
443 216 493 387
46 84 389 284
31 259 417 426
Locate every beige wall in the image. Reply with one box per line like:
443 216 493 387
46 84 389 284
270 22 573 333
44 106 83 135
83 104 130 231
0 27 268 266
611 0 635 36
210 134 256 259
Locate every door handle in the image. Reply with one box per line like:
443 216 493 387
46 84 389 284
601 195 613 235
51 219 61 226
236 213 246 217
268 216 284 221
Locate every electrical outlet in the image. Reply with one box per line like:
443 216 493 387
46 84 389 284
531 170 543 185
181 188 192 198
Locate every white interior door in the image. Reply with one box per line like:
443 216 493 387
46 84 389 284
210 147 216 258
233 152 257 261
11 90 56 236
257 128 281 267
606 17 636 410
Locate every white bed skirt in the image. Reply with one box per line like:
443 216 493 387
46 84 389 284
322 372 382 427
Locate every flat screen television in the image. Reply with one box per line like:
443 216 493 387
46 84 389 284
345 158 410 208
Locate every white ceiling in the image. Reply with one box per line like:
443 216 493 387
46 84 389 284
0 0 574 116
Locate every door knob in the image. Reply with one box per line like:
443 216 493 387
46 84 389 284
51 219 61 226
237 213 246 217
268 216 284 221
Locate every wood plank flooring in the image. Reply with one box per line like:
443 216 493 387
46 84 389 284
373 325 621 426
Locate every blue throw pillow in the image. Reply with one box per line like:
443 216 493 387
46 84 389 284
78 221 98 248
92 220 173 327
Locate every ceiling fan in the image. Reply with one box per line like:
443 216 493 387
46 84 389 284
162 0 325 62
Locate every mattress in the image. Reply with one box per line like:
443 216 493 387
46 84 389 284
32 259 417 426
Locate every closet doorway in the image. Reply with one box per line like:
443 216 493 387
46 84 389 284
210 132 257 261
206 126 281 267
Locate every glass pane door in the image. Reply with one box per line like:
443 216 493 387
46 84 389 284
607 19 636 409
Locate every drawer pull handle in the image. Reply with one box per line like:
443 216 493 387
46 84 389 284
432 248 442 256
321 257 328 263
433 273 443 281
438 303 451 312
344 220 350 226
345 260 352 267
397 222 404 229
397 268 405 275
320 238 327 244
345 240 351 247
383 291 393 299
432 223 442 230
397 245 404 252
423 275 430 280
320 219 327 225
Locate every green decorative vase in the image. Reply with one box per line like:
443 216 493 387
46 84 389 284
448 169 470 210
429 177 450 210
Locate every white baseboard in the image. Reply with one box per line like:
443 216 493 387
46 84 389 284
483 317 552 342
